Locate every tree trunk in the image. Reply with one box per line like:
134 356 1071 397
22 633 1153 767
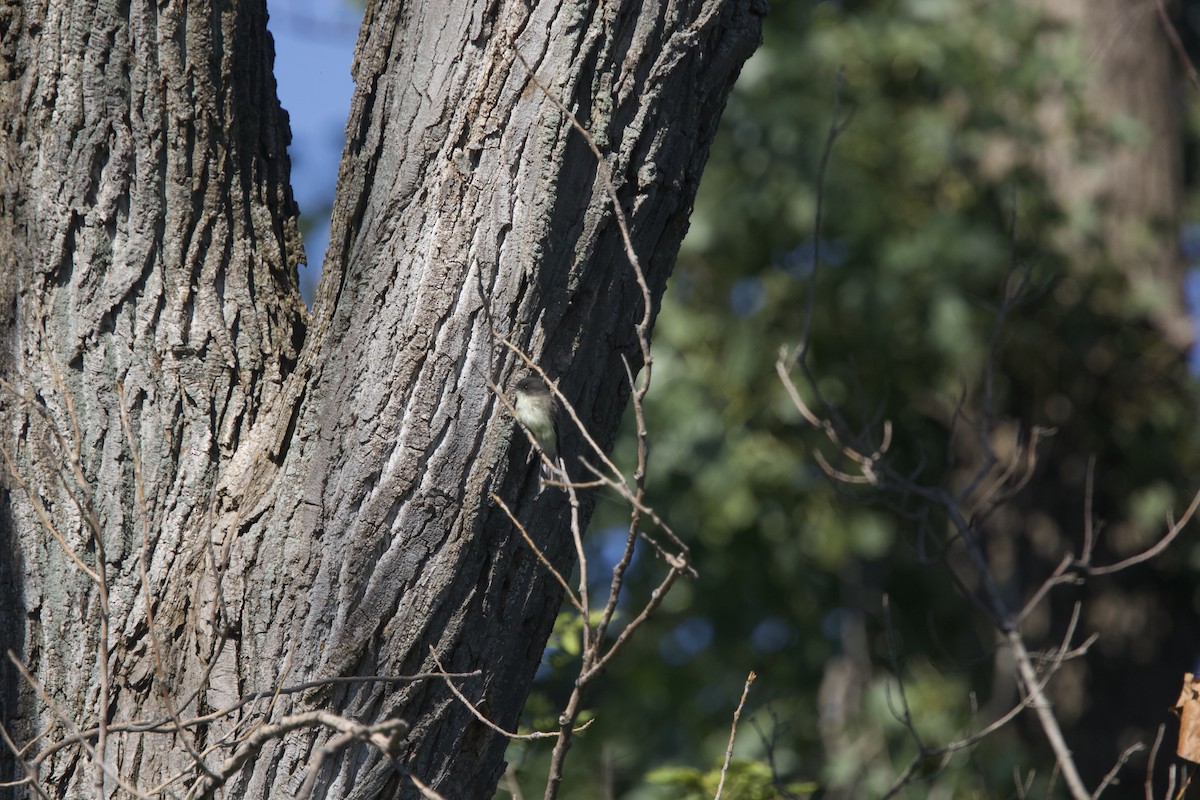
0 0 763 797
0 0 307 794
1037 0 1188 345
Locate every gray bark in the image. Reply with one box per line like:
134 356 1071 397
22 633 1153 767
0 0 306 793
0 0 763 798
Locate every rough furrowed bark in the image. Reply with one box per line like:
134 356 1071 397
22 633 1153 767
0 0 304 794
0 0 763 797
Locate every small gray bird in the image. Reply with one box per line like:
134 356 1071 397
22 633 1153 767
513 375 560 462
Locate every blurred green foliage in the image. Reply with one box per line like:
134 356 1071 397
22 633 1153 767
647 761 817 799
504 0 1200 797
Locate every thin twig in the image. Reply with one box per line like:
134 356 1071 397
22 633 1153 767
1145 724 1165 800
0 444 99 582
404 768 451 800
543 684 587 800
564 466 592 655
490 493 584 614
581 565 685 683
27 669 478 773
1082 457 1097 563
1153 0 1200 94
0 719 50 799
117 382 216 781
427 648 591 741
880 595 918 745
7 652 148 798
191 710 408 799
714 672 757 800
795 67 854 365
1092 740 1145 798
1088 484 1200 576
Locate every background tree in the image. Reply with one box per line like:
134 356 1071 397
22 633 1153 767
0 0 763 797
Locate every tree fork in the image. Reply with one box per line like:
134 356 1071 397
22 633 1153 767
0 0 764 796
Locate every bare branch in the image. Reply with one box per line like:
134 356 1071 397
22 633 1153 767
0 719 50 800
1009 632 1089 799
1145 724 1165 800
582 565 685 683
714 672 757 800
189 710 409 799
7 652 148 799
1091 740 1145 798
1087 484 1200 576
427 648 591 742
403 768 452 800
491 493 585 614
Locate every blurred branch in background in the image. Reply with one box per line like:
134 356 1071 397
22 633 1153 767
778 301 1199 798
767 39 1200 790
